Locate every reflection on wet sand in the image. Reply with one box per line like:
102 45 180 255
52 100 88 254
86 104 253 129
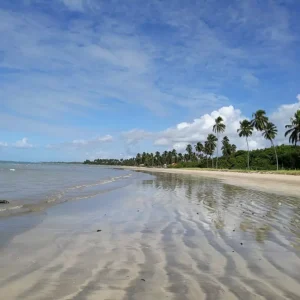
0 171 300 300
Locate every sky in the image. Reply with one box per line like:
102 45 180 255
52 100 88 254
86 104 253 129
0 0 300 162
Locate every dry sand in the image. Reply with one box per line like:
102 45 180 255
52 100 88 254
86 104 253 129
0 169 300 300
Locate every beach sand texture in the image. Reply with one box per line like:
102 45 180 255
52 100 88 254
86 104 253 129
0 170 300 300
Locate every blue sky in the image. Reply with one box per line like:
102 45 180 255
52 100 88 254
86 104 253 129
0 0 300 162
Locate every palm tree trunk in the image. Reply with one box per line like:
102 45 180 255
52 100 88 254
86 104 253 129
216 133 219 169
271 140 279 170
206 156 208 168
211 155 213 168
246 136 250 169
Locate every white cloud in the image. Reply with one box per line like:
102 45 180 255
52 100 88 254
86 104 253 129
154 105 256 148
122 105 266 153
270 94 300 144
127 94 300 154
13 138 34 149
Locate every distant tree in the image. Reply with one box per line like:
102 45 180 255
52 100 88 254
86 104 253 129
186 144 193 161
177 153 183 163
237 119 254 169
203 142 210 167
171 149 177 163
285 110 300 146
231 144 237 154
136 153 142 165
162 151 168 165
262 122 279 170
195 142 204 161
154 151 160 166
150 153 154 167
213 116 226 168
221 136 231 157
184 153 189 162
167 151 173 164
142 152 147 164
206 134 218 168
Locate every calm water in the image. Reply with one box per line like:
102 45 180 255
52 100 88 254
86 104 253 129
0 163 134 217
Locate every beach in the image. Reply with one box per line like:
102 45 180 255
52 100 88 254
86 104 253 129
1 165 300 300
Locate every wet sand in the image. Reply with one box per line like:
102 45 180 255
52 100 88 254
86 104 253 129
122 167 300 198
0 171 300 300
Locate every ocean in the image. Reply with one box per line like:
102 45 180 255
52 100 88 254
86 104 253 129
0 163 135 217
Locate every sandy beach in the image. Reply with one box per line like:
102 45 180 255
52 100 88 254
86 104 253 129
1 167 300 300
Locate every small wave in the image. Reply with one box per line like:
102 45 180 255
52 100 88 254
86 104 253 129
0 172 133 217
0 205 23 212
44 173 133 205
66 174 131 191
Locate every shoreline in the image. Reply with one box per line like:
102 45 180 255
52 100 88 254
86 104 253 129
119 166 300 198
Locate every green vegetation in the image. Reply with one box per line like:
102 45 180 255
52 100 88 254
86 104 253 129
169 145 300 170
213 116 226 169
237 119 253 169
84 109 300 171
285 110 300 146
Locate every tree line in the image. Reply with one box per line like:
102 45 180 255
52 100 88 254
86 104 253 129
84 109 300 170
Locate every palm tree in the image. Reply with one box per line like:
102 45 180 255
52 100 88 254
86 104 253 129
285 110 300 146
155 151 161 166
231 144 237 154
251 110 269 131
171 149 177 164
203 142 210 167
221 136 231 158
192 152 197 161
213 116 226 168
237 119 253 169
195 142 204 161
186 144 193 161
162 151 168 165
262 122 279 170
142 152 147 164
150 153 154 167
167 151 173 164
177 153 183 163
136 153 141 166
184 153 189 162
206 134 218 168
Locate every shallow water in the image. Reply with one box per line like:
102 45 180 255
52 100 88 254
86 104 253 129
0 169 300 300
0 163 133 217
